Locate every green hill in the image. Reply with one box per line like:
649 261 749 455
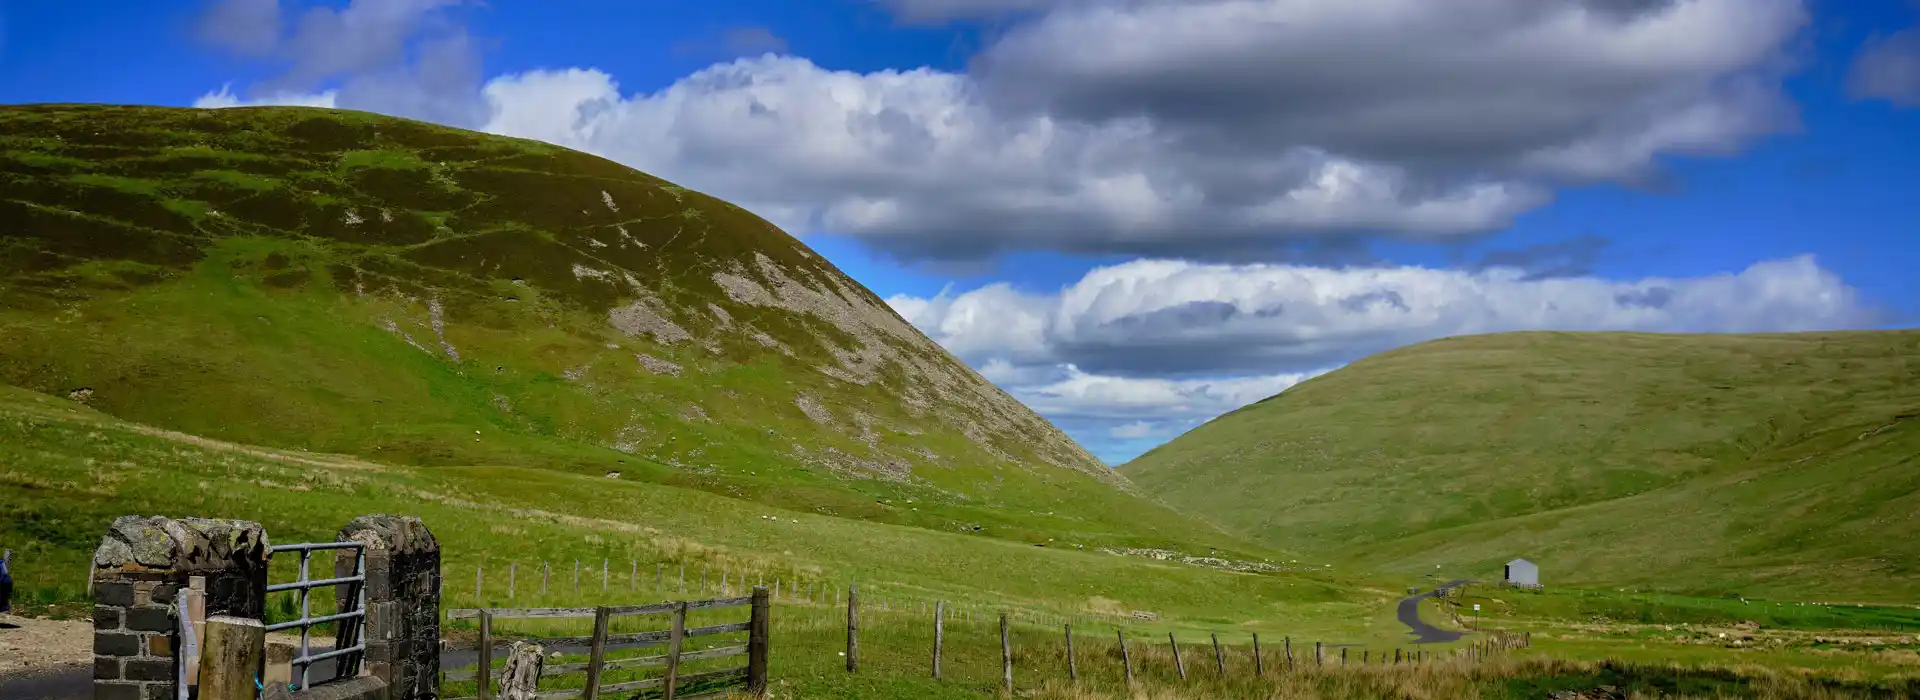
1119 330 1920 601
0 103 1249 558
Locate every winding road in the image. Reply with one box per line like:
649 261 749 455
1396 579 1472 644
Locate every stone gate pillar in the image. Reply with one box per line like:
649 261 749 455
91 516 270 700
337 515 441 700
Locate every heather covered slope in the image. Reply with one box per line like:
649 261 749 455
1120 330 1920 600
0 103 1245 555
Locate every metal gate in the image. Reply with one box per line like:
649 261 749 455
266 541 369 691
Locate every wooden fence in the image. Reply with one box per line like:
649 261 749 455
444 586 770 700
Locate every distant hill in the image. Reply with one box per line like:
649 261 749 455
1119 330 1920 601
0 104 1246 556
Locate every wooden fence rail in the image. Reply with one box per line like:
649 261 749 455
443 587 769 700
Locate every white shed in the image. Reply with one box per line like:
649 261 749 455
1504 558 1540 587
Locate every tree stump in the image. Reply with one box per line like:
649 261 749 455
499 641 546 700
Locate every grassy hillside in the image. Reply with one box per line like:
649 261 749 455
1119 330 1920 601
0 103 1251 557
0 384 1379 641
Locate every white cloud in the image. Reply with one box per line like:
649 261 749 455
1015 365 1320 421
1110 421 1156 439
193 84 339 109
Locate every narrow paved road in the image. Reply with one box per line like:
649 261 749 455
1396 579 1472 644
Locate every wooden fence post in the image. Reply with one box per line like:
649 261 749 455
197 616 263 700
748 586 770 696
1342 647 1348 664
1285 637 1294 672
1363 649 1369 664
500 641 545 700
1314 641 1322 666
664 602 687 700
932 601 945 680
846 585 859 673
1117 630 1133 684
1065 622 1077 681
1253 632 1263 676
1213 633 1226 676
1394 648 1401 664
478 609 494 700
582 606 610 700
1170 632 1185 681
1000 613 1013 694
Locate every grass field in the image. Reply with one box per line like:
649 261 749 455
1121 330 1920 602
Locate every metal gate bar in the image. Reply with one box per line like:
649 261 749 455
266 541 368 691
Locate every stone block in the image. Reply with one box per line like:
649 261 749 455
95 632 142 657
125 606 173 632
95 606 123 631
151 583 179 605
94 682 143 700
94 656 122 680
143 682 177 700
124 658 174 682
96 581 137 608
146 633 173 656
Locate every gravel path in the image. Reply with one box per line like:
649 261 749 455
0 615 92 700
1397 579 1473 644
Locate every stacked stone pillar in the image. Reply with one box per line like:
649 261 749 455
337 514 442 700
91 516 269 700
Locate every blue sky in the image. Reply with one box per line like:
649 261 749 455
3 0 1916 464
